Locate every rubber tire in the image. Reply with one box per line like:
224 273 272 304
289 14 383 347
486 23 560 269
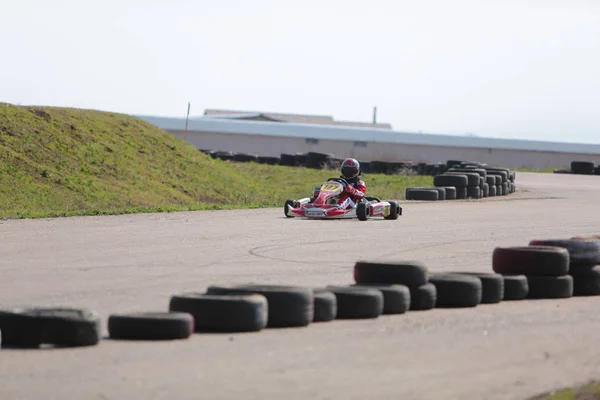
485 175 496 186
433 174 468 188
526 275 574 299
571 161 595 175
529 238 600 265
406 188 439 201
408 283 437 310
383 201 400 220
352 283 411 314
440 186 457 200
206 285 313 328
325 286 384 319
485 170 509 183
569 265 600 296
408 187 446 200
453 272 504 303
456 187 468 199
488 185 497 197
467 186 480 199
502 274 529 300
443 172 480 186
429 274 482 308
0 308 101 348
108 312 194 340
448 168 487 178
492 246 570 276
497 185 503 196
284 200 297 217
169 293 268 332
357 202 370 221
482 183 489 198
354 260 429 286
313 289 337 322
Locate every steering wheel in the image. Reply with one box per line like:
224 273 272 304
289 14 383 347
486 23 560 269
326 177 349 186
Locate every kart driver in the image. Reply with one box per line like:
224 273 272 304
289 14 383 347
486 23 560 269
337 158 366 209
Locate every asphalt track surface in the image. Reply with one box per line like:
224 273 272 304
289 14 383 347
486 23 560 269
2 172 600 400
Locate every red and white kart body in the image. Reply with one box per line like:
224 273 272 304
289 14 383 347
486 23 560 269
284 178 402 221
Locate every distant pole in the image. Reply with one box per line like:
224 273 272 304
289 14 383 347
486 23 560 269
373 106 377 124
184 101 191 141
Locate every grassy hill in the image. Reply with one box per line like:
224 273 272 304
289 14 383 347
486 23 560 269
0 103 432 219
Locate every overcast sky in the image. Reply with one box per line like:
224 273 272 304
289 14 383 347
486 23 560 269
1 0 599 143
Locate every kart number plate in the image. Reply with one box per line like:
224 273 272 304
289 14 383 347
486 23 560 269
383 204 391 217
320 183 341 192
306 209 325 216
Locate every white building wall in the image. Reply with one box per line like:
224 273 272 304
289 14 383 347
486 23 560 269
169 129 598 169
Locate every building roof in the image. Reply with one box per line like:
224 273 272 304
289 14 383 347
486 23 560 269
138 115 600 155
203 108 392 129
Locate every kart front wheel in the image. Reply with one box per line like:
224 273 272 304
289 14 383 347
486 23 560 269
384 201 400 220
357 202 370 221
284 200 297 217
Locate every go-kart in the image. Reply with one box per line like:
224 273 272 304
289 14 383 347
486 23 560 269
284 177 402 221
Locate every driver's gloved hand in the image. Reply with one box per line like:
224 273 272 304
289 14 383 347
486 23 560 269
343 185 354 193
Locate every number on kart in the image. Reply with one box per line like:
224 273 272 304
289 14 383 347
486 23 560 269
321 183 340 192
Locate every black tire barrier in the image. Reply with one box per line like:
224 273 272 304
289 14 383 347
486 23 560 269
214 151 234 161
453 272 504 304
108 312 194 340
0 308 101 348
529 238 600 265
352 283 411 314
407 187 446 200
482 183 489 198
206 285 313 328
294 153 308 166
488 185 497 197
169 293 269 332
325 286 384 319
429 274 483 308
569 265 600 296
408 283 437 310
306 152 332 169
279 153 296 166
406 188 439 201
502 275 529 300
493 246 570 276
440 186 457 200
467 186 480 199
233 153 258 163
448 168 487 178
312 289 337 322
434 174 468 188
354 260 429 287
257 156 280 165
526 275 574 299
571 161 595 175
444 172 480 186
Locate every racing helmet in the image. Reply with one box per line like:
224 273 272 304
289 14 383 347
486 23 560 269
341 158 360 179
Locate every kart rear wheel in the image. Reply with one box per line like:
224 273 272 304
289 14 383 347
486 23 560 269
284 200 297 218
357 202 370 221
384 201 400 220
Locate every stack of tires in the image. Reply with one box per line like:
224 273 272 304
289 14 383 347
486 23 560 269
570 161 596 175
406 160 516 201
493 246 573 299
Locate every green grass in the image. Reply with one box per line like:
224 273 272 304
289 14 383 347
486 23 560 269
0 103 433 219
529 381 600 399
513 167 560 173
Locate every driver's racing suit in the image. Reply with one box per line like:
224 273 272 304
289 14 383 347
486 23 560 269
337 177 366 209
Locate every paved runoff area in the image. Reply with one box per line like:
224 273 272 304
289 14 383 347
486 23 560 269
1 172 600 400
